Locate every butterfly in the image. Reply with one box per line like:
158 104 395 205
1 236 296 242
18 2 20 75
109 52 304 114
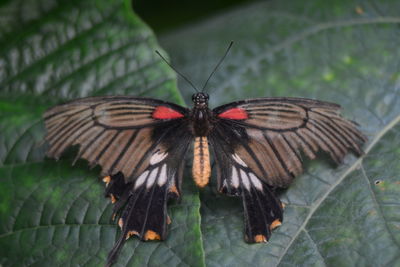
43 44 367 266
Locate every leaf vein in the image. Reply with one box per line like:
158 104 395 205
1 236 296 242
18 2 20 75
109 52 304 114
276 113 400 265
360 164 400 248
216 16 400 92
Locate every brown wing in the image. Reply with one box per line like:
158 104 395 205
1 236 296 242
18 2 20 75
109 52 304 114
104 130 191 266
213 97 367 188
209 132 284 243
43 96 189 182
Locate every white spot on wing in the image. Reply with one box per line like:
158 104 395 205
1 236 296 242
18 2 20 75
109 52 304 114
134 170 149 189
231 167 240 188
146 169 158 189
240 169 251 191
222 179 228 189
157 164 168 186
249 173 263 191
150 150 168 165
232 153 247 167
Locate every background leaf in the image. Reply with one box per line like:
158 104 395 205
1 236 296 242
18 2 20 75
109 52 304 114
0 0 204 266
1 0 400 266
160 0 400 266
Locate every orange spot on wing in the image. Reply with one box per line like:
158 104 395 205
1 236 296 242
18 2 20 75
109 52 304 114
218 108 248 120
270 219 282 230
254 234 267 243
144 230 161 240
169 185 180 196
153 106 184 119
110 194 117 204
103 176 111 186
126 230 139 240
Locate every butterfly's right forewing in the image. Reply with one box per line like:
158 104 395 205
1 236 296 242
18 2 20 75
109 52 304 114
211 97 367 242
213 97 367 188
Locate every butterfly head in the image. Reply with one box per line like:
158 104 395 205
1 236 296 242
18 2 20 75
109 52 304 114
192 92 209 108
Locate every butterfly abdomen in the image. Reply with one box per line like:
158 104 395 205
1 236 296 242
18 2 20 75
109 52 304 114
192 136 211 187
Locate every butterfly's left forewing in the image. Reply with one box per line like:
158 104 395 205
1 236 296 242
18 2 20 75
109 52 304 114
43 96 192 266
44 96 189 181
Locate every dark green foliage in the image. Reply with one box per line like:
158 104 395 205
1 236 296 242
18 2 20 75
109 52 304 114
1 0 399 266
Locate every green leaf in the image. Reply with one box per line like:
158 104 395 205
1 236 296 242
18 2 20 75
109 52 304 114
0 0 203 266
2 0 400 266
160 1 400 266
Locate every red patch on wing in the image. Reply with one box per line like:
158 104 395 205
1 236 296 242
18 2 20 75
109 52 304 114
152 106 184 119
218 108 248 120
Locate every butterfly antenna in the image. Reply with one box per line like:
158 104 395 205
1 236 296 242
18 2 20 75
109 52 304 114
202 41 233 92
155 50 199 93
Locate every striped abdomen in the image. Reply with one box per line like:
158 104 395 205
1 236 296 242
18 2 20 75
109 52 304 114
192 136 211 187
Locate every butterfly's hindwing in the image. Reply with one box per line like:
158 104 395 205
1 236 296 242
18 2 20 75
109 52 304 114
104 136 191 266
210 134 283 242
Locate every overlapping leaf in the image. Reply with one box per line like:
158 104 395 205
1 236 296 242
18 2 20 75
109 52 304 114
0 0 203 266
160 0 400 266
1 0 400 266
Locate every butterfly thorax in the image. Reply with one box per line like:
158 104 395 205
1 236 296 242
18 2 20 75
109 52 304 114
190 92 213 136
190 108 212 136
